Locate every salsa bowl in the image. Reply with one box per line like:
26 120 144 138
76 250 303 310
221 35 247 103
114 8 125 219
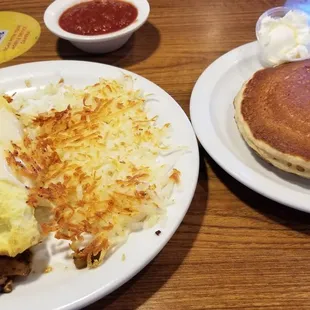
44 0 150 54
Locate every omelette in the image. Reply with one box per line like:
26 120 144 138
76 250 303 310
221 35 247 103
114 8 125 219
0 96 41 292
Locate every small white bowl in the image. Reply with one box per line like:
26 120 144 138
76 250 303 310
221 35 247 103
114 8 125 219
44 0 150 54
255 6 310 66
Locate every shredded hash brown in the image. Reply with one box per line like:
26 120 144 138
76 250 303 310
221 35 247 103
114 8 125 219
5 77 181 268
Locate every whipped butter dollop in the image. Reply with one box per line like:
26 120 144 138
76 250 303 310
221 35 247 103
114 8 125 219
258 10 310 65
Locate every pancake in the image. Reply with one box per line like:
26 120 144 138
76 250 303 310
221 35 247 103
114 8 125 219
234 59 310 178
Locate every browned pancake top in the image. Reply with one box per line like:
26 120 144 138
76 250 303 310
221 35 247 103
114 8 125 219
241 59 310 160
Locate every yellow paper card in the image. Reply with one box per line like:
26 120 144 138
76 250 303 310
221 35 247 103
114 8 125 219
0 11 41 64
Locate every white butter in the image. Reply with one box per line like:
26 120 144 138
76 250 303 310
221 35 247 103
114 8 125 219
258 10 310 65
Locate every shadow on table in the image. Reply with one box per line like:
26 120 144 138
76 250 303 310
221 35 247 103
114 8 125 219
205 149 310 235
84 147 208 310
56 22 160 67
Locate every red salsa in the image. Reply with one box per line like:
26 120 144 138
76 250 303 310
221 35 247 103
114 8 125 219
59 0 138 36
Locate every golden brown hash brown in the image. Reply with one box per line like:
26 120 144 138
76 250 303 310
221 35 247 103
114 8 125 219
6 79 181 267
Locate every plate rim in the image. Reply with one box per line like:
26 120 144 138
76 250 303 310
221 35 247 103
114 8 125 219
0 60 200 310
190 41 310 214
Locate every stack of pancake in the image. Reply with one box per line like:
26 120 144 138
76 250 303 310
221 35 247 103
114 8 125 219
234 59 310 178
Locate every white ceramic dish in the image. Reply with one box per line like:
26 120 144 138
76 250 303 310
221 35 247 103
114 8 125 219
44 0 150 53
190 41 310 213
1 60 199 310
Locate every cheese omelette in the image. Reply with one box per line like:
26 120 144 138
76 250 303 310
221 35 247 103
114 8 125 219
0 97 40 258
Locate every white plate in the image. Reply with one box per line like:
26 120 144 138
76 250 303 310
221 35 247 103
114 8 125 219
190 41 310 213
0 61 199 310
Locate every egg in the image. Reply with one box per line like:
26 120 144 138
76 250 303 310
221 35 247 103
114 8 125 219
0 96 41 257
0 181 41 257
0 96 24 187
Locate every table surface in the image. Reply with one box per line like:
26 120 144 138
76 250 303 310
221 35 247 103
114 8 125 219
3 0 310 309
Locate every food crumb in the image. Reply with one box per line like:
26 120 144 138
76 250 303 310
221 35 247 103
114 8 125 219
58 78 64 84
3 279 13 293
3 94 13 103
122 254 126 261
44 266 53 274
155 230 161 236
25 79 32 88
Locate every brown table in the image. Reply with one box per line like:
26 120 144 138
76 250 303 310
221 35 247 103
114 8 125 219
3 0 310 309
